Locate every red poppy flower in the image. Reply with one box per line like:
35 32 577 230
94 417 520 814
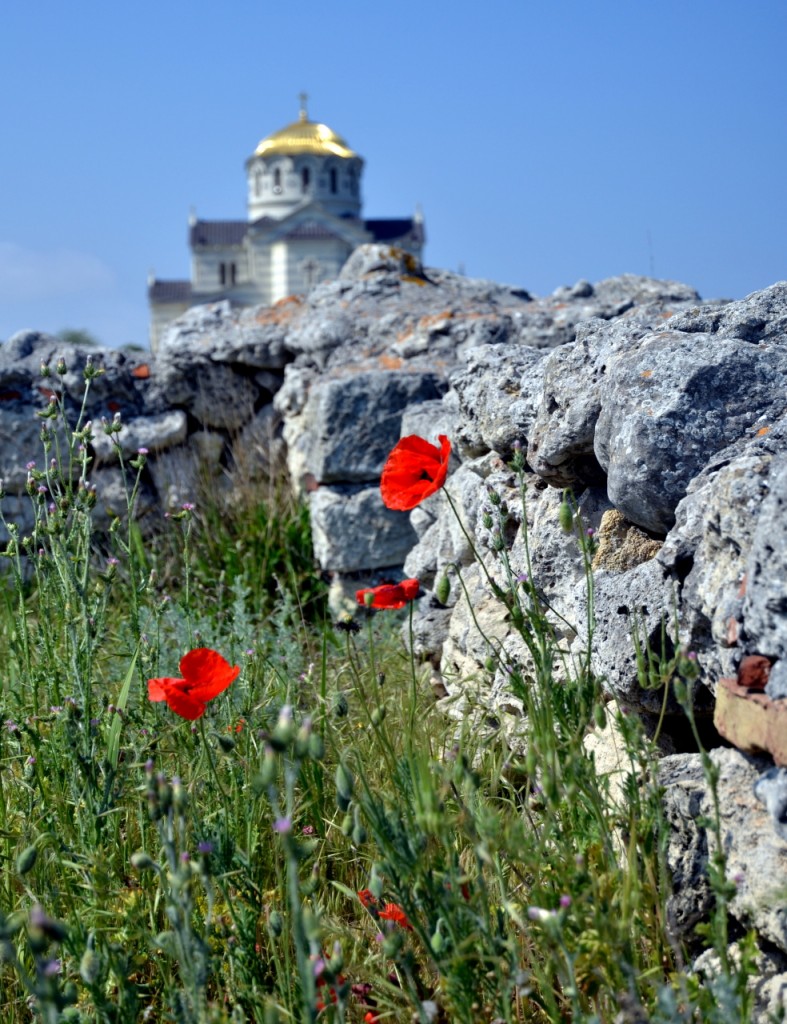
357 888 378 909
148 648 240 721
380 434 452 511
378 902 413 930
356 578 421 610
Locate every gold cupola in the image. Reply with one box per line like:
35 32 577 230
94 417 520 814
246 95 364 222
252 95 357 159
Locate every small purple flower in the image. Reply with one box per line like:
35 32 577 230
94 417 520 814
312 957 326 978
198 841 214 855
41 958 62 977
687 651 697 661
181 502 195 512
559 894 572 908
26 756 36 766
107 557 119 567
273 817 292 835
516 573 529 584
137 447 149 455
180 851 190 863
25 461 36 471
586 527 595 538
4 720 19 733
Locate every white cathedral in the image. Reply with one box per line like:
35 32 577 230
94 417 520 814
148 97 424 349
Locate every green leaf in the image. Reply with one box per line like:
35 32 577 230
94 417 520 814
107 645 139 771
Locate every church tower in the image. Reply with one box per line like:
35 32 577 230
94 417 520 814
148 97 424 350
246 94 364 222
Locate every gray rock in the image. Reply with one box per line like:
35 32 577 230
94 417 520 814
0 404 55 492
659 433 782 693
589 558 686 715
91 411 188 464
665 280 787 344
661 748 787 954
309 484 418 572
146 444 202 512
90 464 158 533
527 317 656 487
753 766 787 841
297 369 446 484
594 333 787 534
0 492 35 545
156 301 290 370
229 404 285 481
451 345 546 459
743 456 787 675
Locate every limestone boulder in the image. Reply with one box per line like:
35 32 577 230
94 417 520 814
309 484 418 572
742 456 787 693
293 369 446 485
451 345 546 459
594 332 787 534
661 748 787 953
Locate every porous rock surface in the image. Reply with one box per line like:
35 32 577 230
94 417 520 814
3 247 787 979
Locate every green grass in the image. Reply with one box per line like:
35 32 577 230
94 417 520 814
0 378 757 1023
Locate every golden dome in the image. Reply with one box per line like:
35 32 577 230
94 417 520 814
253 109 357 160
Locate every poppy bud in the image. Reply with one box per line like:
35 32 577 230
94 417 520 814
308 732 325 761
341 812 353 836
430 927 445 955
435 575 451 606
352 820 368 846
255 749 278 792
331 692 349 718
271 704 296 750
369 865 384 900
16 845 38 876
336 761 354 809
80 943 101 985
371 706 386 726
558 496 574 534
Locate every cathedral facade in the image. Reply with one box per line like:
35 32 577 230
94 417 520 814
148 100 424 349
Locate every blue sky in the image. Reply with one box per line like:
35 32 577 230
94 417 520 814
2 0 785 348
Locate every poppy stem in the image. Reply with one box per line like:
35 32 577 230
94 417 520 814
198 716 231 808
407 601 418 747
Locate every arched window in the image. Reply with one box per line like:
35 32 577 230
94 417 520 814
273 167 282 192
329 167 337 194
255 168 263 195
301 167 311 193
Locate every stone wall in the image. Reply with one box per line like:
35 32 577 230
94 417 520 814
2 245 786 1001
